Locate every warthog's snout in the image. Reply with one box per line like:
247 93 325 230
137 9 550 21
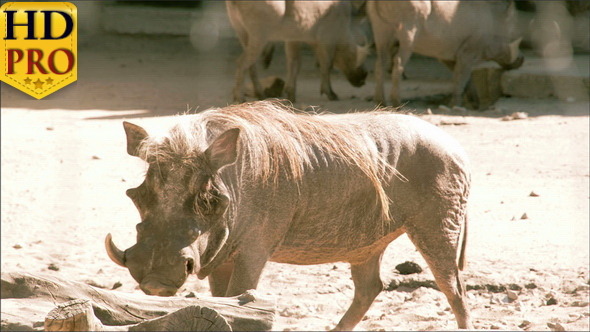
502 54 524 70
140 280 178 297
347 67 368 87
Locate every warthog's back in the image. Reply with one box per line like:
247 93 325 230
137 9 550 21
268 112 470 265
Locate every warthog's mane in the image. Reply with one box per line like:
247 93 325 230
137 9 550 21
139 100 403 220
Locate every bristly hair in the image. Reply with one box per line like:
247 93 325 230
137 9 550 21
138 100 405 221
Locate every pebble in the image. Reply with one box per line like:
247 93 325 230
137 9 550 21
91 155 101 160
529 191 540 197
507 289 519 301
112 281 122 290
520 213 529 220
12 244 22 249
547 322 565 331
425 108 433 115
48 263 60 271
546 297 558 306
452 106 468 114
519 320 532 329
570 300 589 307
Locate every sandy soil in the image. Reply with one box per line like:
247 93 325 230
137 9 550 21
1 32 589 331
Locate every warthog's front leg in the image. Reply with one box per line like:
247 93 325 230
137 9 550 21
333 252 385 331
208 260 235 297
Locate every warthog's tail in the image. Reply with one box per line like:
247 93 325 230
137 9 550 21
457 214 468 271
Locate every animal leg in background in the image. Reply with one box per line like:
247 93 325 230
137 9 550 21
450 40 479 106
233 35 266 102
285 41 302 103
315 43 339 101
333 252 385 331
372 27 394 105
390 27 417 107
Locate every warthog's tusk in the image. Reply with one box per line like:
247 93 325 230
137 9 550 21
105 233 126 267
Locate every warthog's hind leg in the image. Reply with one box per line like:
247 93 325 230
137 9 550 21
406 222 472 329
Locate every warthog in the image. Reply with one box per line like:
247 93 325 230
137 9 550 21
226 0 370 103
368 0 525 106
106 101 472 330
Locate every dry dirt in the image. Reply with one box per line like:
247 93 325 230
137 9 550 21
1 33 589 331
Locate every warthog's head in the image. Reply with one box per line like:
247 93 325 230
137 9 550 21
105 122 239 296
486 36 525 71
334 24 370 88
485 1 524 71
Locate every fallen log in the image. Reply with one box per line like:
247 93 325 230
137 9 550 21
1 271 275 331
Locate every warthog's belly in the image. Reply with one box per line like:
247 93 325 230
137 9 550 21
270 228 405 265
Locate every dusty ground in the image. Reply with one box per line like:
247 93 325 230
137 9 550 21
1 31 589 331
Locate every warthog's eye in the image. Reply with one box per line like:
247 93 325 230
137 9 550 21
194 180 229 217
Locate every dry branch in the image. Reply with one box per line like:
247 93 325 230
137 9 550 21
1 271 275 331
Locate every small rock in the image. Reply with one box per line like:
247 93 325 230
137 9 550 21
91 155 100 160
452 106 467 114
185 291 197 298
546 297 558 306
507 289 519 301
48 263 60 271
501 111 529 121
438 105 451 113
512 112 528 119
437 310 445 316
490 324 501 330
520 213 529 220
46 127 54 131
395 261 423 275
575 284 589 292
529 191 539 197
12 244 22 249
238 289 258 304
425 108 433 115
547 322 565 331
519 320 532 329
525 282 538 289
570 300 589 307
86 280 106 289
112 281 122 290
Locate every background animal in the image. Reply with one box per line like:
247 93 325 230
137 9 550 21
226 0 370 102
367 0 525 106
106 101 472 330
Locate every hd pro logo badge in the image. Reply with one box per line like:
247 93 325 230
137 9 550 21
1 2 77 99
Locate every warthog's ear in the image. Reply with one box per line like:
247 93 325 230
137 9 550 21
123 121 148 158
205 128 240 172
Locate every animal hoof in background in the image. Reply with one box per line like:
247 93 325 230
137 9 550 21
324 90 339 101
263 76 285 98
